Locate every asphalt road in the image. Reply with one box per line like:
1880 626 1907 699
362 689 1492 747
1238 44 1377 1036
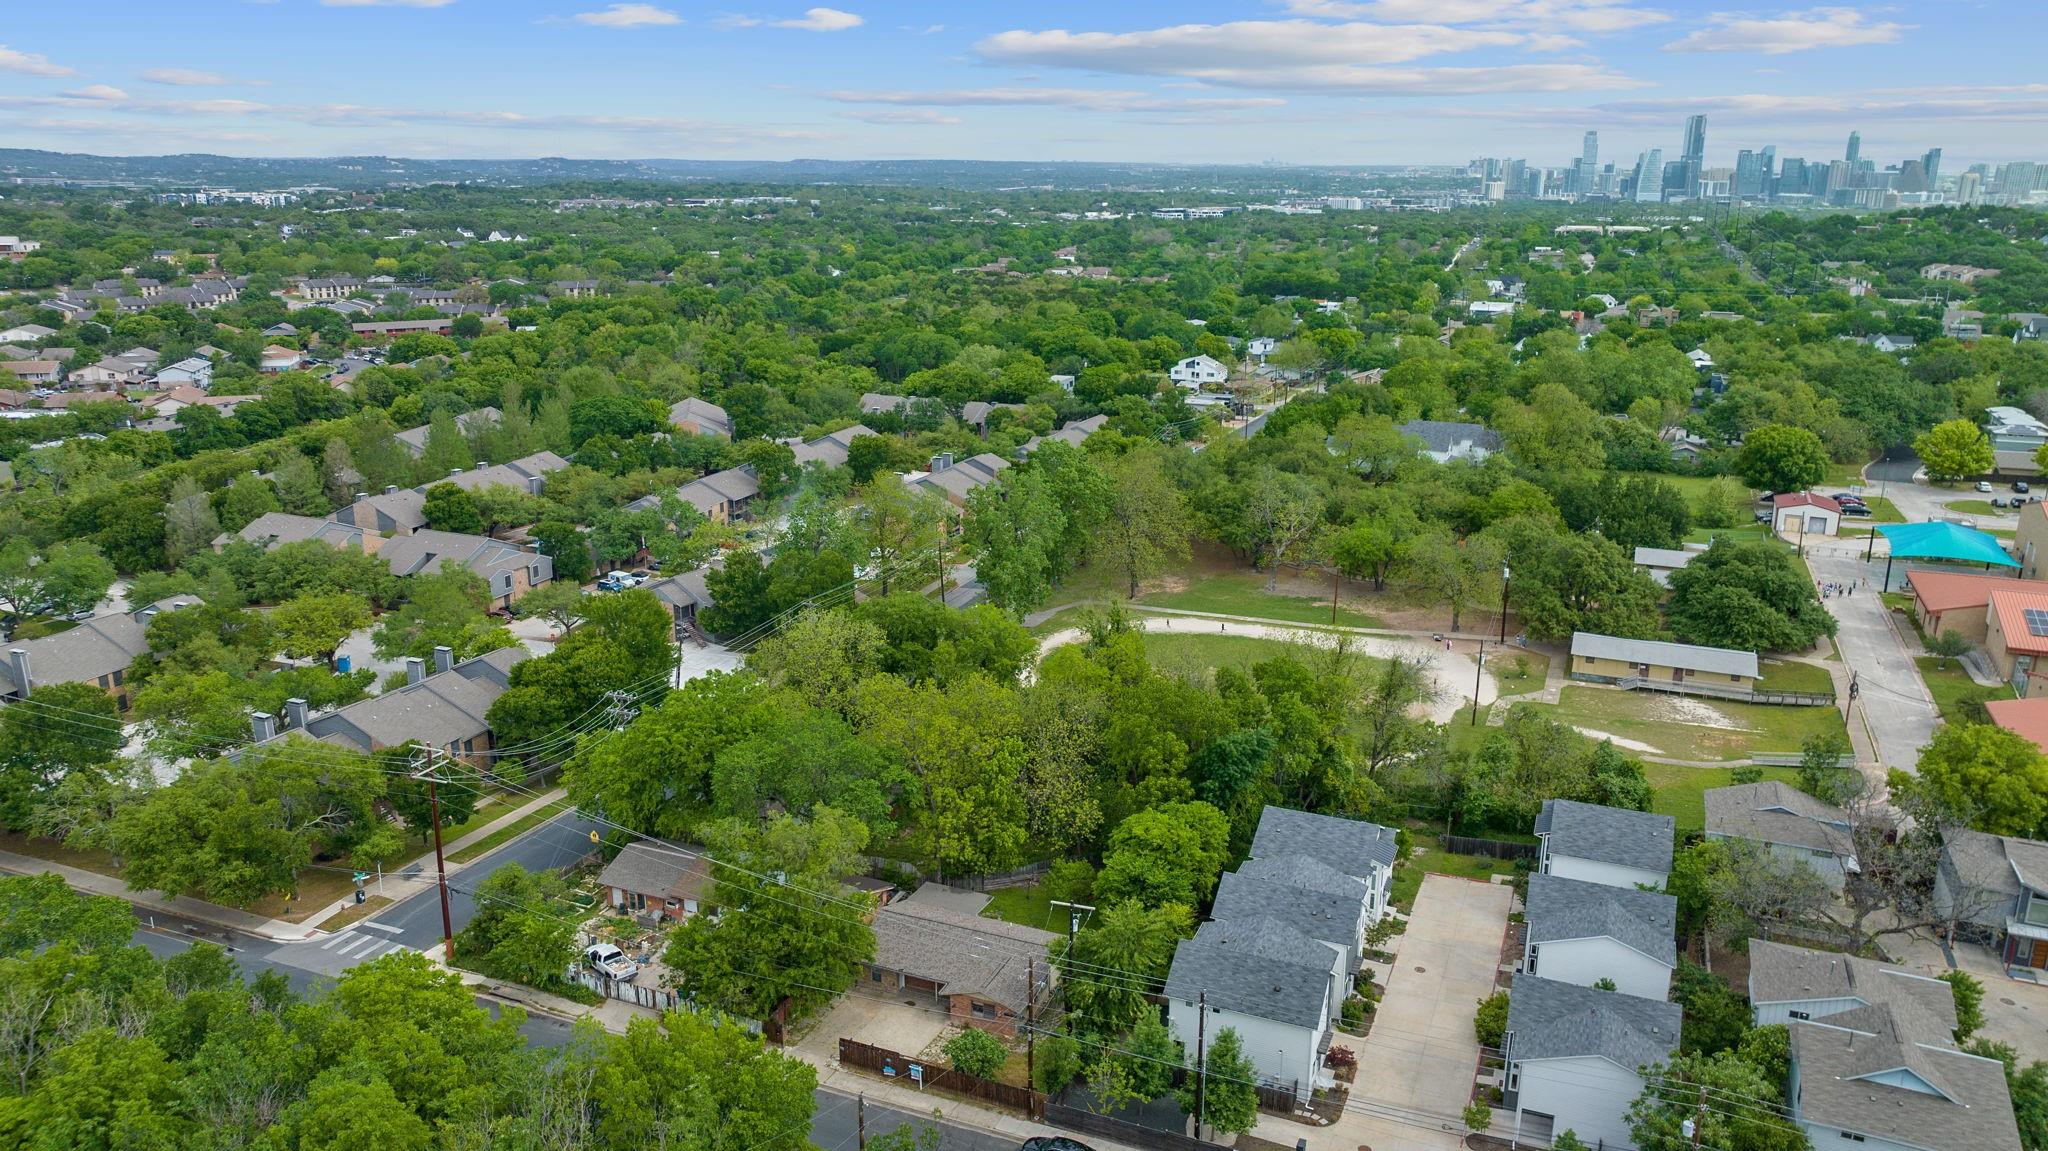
130 917 1019 1151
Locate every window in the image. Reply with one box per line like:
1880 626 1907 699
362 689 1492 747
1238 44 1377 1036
1839 1133 1864 1143
1790 1010 1810 1021
1526 945 1539 974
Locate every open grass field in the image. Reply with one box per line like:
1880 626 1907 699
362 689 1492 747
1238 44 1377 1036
1620 471 1752 502
1492 649 1550 696
1756 658 1835 695
1139 570 1385 629
1138 631 1380 681
1646 761 1802 831
1525 685 1849 762
1682 523 1772 546
1915 655 2013 720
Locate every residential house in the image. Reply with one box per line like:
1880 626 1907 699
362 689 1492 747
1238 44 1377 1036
0 597 202 707
1502 975 1682 1150
1979 587 2048 697
1986 696 2048 756
1246 337 1277 360
332 486 428 536
1936 827 2048 970
1165 916 1341 1094
864 889 1054 1037
374 530 553 607
1535 799 1674 891
1168 355 1229 388
1870 333 1918 354
1210 870 1367 986
35 391 126 410
351 318 454 339
436 450 569 496
0 360 60 386
1568 632 1759 695
0 237 40 258
858 392 911 417
550 279 601 299
1772 492 1841 537
259 345 302 373
249 646 526 768
1704 780 1858 889
1907 569 2031 642
1019 414 1108 457
1986 407 2048 456
668 397 732 440
1397 419 1502 463
215 512 368 553
1748 939 2020 1151
1520 873 1678 1000
596 843 712 923
393 407 501 458
912 452 1008 508
1922 263 1999 283
0 324 55 343
1687 348 1715 370
785 424 876 469
1469 300 1515 318
66 357 146 388
643 561 720 633
1632 545 1697 587
152 356 214 388
960 401 1027 437
1246 805 1398 926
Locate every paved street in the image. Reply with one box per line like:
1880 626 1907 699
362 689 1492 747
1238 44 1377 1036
1804 542 1936 775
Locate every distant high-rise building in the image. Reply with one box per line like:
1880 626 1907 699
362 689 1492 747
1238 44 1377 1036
1633 148 1665 202
1959 170 1982 204
1777 157 1808 197
1846 131 1861 164
1582 131 1598 171
1760 145 1777 192
1676 115 1707 199
1897 159 1927 194
1734 150 1764 198
1826 159 1853 200
1682 116 1707 165
1922 147 1943 189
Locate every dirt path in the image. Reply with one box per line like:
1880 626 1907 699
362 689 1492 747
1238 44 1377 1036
1035 615 1499 723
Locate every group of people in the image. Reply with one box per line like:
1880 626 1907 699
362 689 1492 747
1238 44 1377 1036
1818 577 1865 599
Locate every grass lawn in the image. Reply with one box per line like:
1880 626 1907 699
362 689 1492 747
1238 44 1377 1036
980 883 1058 931
1138 570 1384 629
448 800 576 865
1683 523 1772 546
0 829 122 879
1647 761 1801 831
1139 632 1384 680
0 830 360 924
1527 685 1849 762
1915 655 2013 720
1493 649 1551 697
1942 500 2008 517
1620 471 1752 502
1859 496 1908 523
1756 658 1835 695
1389 848 1515 913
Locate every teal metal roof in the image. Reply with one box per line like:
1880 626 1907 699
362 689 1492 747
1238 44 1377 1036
1877 521 2019 567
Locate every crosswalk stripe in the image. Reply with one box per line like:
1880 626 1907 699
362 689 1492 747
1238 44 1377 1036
336 934 379 957
319 932 353 950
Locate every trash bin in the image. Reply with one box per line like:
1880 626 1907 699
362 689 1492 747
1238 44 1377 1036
336 654 351 674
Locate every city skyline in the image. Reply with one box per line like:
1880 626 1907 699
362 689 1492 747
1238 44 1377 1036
0 2 2040 167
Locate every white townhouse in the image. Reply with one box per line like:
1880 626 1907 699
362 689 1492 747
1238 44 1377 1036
1503 975 1682 1151
1535 798 1675 891
1246 804 1398 926
1165 915 1342 1095
1168 354 1229 389
1521 872 1678 1001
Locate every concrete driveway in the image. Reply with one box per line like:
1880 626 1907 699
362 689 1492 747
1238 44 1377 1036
1804 541 1937 777
1259 873 1511 1151
794 988 950 1064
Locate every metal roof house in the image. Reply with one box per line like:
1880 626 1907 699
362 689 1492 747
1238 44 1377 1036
1502 974 1681 1151
1535 799 1674 891
1568 631 1763 701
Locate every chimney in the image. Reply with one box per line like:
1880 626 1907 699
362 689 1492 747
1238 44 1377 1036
7 648 28 698
931 453 952 473
449 468 462 476
284 697 309 729
527 476 544 495
384 484 398 495
405 657 426 685
250 711 277 741
433 645 453 674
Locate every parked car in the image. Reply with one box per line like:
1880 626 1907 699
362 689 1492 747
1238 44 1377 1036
1841 505 1871 518
1979 480 1996 492
584 943 638 981
1022 1139 1095 1151
1754 509 1774 524
1994 497 2010 508
595 571 633 592
1831 493 1866 506
2016 481 2032 494
629 569 650 582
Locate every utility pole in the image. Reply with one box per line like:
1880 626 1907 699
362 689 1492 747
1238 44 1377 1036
1498 564 1512 645
1471 643 1485 727
1025 957 1037 1091
1195 989 1209 1141
1048 899 1094 1035
1330 565 1340 625
413 750 454 953
857 1094 866 1151
1688 1080 1707 1150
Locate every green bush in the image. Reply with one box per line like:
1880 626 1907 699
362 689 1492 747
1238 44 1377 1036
1044 859 1097 906
944 1028 1009 1080
1033 1033 1084 1095
1463 1100 1493 1132
1475 991 1509 1048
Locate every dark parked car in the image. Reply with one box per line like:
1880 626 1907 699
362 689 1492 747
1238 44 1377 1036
1755 509 1774 523
2016 481 2032 494
1022 1139 1095 1151
1994 497 2010 508
1841 505 1871 517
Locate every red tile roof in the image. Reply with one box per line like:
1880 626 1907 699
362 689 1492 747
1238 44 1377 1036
1774 492 1840 512
1987 697 2048 755
1910 570 2038 615
1990 588 2048 656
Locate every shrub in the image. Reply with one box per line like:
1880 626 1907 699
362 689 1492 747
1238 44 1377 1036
1033 1033 1084 1095
1326 1045 1357 1069
1463 1100 1493 1132
944 1028 1009 1079
1939 970 1986 1042
1475 990 1509 1048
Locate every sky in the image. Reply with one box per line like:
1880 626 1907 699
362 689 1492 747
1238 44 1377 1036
0 1 2041 171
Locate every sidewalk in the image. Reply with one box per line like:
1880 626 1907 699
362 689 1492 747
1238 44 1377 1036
0 785 571 943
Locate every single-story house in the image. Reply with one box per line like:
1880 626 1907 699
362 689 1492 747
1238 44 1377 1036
393 407 501 458
0 596 202 707
1704 780 1858 889
785 424 876 469
66 358 146 388
1535 798 1674 891
1397 419 1501 464
864 890 1055 1037
259 345 302 373
248 646 526 767
1936 826 2048 970
1632 545 1697 587
1166 915 1341 1094
1521 872 1677 1000
0 360 60 385
1986 696 2048 755
1502 975 1682 1151
596 842 713 923
1749 939 2019 1151
1568 632 1759 693
668 397 732 440
0 323 55 343
1773 492 1841 538
1246 804 1398 926
1981 587 2048 697
1908 569 2033 644
1168 355 1229 388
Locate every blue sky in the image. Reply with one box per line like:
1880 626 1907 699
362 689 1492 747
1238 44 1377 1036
0 2 2039 169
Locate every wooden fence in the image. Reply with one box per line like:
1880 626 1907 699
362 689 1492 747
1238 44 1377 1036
1613 675 1833 707
839 1038 1043 1118
1442 835 1539 861
944 860 1053 892
1044 1102 1211 1151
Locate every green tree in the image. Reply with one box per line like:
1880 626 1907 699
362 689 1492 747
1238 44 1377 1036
0 539 118 618
1627 1049 1805 1151
453 862 579 990
1060 900 1192 1036
1915 417 1995 483
278 1073 435 1151
420 482 485 534
530 519 592 585
1927 627 1976 669
854 474 944 597
512 581 589 635
417 408 477 480
0 873 138 955
944 1028 1008 1079
1034 1033 1086 1094
0 681 123 829
1095 801 1232 909
1178 1026 1259 1136
589 1011 818 1151
1092 446 1190 598
373 568 514 663
1474 990 1509 1047
1734 423 1828 493
964 471 1068 616
165 474 223 564
1940 969 1986 1042
270 591 370 665
1895 722 2048 836
217 472 281 532
1797 731 1858 805
272 447 329 515
1665 539 1836 651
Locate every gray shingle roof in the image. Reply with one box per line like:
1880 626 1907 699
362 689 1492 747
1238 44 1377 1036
437 450 569 494
1236 853 1369 901
394 406 502 455
1397 419 1502 454
1506 974 1680 1071
266 646 526 753
1249 805 1398 876
872 895 1054 1013
788 424 876 469
0 597 203 695
1746 940 1958 1040
1536 799 1675 875
1211 871 1364 956
1523 873 1677 967
668 397 731 438
1165 938 1330 1030
1704 780 1854 857
1791 1011 2020 1151
596 842 711 904
1570 631 1759 679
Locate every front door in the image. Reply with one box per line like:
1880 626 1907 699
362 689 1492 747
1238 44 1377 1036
2031 940 2048 969
1672 666 1684 682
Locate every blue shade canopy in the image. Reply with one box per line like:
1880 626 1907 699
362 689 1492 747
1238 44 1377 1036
1877 521 2020 567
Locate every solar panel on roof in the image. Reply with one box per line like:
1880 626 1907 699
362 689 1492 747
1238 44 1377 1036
2026 608 2048 638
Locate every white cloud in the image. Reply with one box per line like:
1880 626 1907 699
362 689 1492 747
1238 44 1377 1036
141 68 260 87
572 4 680 27
979 20 1521 72
1663 8 1908 55
777 7 862 31
1282 0 1669 32
841 109 960 124
826 87 1288 112
1414 87 2048 129
60 85 130 103
0 45 74 78
320 0 457 7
